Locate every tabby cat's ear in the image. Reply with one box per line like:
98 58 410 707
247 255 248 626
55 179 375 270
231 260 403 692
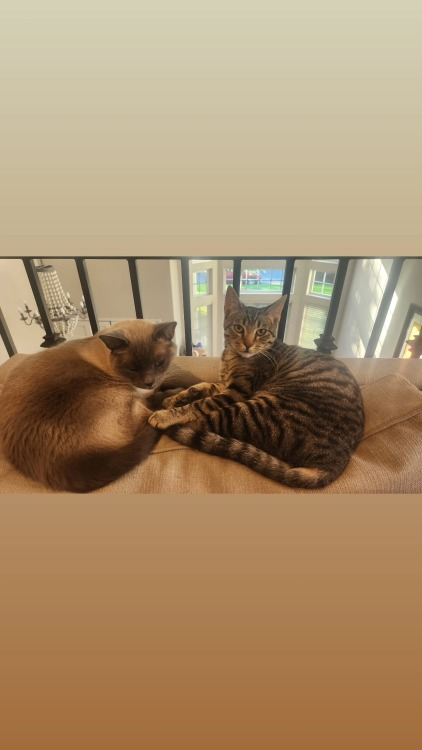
153 321 177 341
266 295 287 323
99 331 129 352
224 285 241 313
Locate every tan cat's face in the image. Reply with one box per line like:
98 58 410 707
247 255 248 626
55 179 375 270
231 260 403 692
223 286 286 358
98 319 177 388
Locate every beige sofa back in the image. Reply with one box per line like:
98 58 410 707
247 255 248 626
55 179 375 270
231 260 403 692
0 355 421 494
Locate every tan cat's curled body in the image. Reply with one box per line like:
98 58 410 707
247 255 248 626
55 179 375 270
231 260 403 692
149 288 365 489
0 320 198 492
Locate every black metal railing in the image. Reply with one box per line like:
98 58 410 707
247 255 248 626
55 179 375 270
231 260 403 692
75 258 99 334
0 256 419 359
0 308 17 357
278 256 296 341
313 257 350 354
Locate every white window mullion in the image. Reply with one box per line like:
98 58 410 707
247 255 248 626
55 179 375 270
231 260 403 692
284 260 310 345
190 259 215 355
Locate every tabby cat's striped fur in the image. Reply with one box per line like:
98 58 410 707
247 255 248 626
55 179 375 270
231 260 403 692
149 286 365 488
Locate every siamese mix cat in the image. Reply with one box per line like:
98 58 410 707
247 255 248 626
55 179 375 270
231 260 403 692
0 320 198 492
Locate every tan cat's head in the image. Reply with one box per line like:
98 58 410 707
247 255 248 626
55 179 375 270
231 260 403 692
224 286 286 358
98 319 177 388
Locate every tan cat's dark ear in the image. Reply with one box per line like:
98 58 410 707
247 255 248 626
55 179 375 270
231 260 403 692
154 321 177 341
99 331 129 352
225 285 241 313
266 295 287 323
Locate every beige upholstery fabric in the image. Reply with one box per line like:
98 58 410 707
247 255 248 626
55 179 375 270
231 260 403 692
175 355 422 389
0 354 421 494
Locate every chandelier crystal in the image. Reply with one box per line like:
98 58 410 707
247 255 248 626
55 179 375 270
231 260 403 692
19 264 87 338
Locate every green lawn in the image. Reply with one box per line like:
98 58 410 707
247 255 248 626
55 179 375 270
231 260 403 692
311 282 333 296
194 281 333 296
193 283 209 295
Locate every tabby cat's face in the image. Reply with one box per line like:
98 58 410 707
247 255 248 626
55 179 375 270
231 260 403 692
224 286 286 358
98 320 177 388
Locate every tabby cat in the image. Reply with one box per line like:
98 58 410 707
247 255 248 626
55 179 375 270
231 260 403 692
149 287 365 489
0 320 199 493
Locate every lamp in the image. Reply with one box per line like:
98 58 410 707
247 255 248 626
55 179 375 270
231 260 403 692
18 263 88 338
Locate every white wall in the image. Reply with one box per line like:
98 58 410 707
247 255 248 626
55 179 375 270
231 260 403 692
53 257 182 327
136 259 185 352
0 259 47 363
0 258 186 359
335 258 422 358
335 258 394 358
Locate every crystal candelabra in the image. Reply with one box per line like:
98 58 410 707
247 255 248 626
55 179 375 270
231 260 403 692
18 263 88 338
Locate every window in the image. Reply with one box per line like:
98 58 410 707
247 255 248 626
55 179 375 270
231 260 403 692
192 304 211 351
298 303 328 349
225 266 286 293
310 270 335 297
190 260 219 355
188 258 340 356
193 270 210 296
283 259 339 347
394 303 422 359
225 268 262 289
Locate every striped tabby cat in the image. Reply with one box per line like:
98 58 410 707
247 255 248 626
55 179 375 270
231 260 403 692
149 286 365 489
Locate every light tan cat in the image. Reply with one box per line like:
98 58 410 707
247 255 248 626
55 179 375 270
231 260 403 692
0 320 198 492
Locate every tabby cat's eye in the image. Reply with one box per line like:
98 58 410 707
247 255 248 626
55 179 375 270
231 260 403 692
256 328 267 336
233 324 244 333
155 359 165 367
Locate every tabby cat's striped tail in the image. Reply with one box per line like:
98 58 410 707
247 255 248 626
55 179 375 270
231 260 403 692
165 425 334 489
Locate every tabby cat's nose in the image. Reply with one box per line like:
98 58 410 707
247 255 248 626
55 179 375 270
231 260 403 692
244 335 254 351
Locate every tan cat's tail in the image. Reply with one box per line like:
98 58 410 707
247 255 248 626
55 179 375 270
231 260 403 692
165 426 336 489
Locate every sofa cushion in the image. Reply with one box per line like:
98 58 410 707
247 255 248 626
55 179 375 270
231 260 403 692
0 355 421 494
90 372 420 494
173 355 422 390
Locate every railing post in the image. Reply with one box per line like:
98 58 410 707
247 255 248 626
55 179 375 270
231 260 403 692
180 258 193 356
278 257 295 340
22 259 66 347
364 257 405 358
75 259 99 335
232 258 242 296
0 308 17 357
127 258 144 319
314 257 350 354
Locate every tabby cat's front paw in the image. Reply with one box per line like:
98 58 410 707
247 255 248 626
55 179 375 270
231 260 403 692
165 392 189 408
167 382 219 407
167 386 200 407
148 407 195 429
